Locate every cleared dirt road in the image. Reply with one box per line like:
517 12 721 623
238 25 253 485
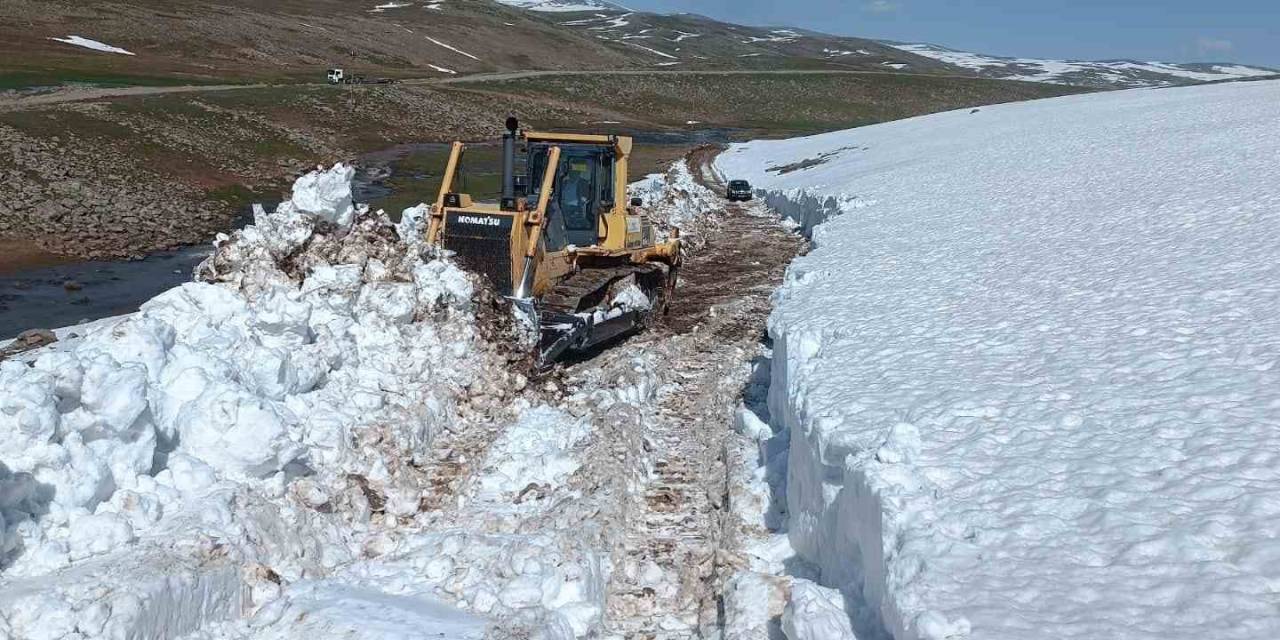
0 82 275 110
398 148 805 637
596 153 804 636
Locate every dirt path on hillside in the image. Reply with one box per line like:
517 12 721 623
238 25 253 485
0 82 275 110
431 68 969 85
0 68 967 110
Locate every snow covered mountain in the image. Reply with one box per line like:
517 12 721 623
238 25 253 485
717 79 1280 640
511 9 950 72
493 0 628 12
891 42 1278 88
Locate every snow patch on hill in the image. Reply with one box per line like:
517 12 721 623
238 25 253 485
893 42 1278 87
495 0 624 12
717 80 1280 639
47 35 135 56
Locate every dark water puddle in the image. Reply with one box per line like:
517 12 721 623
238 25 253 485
0 246 211 339
0 203 268 340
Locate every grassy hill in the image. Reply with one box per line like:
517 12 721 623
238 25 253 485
0 0 1088 265
0 0 960 89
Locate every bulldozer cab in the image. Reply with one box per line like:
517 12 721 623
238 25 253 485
526 143 615 250
423 119 680 364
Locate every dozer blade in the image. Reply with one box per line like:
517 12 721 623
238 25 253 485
520 264 669 367
537 308 647 365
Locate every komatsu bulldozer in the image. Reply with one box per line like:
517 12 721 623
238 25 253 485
425 118 681 364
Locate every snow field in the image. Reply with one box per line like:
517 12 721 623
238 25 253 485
717 80 1280 639
892 43 1277 86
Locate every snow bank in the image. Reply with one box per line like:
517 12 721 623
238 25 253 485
0 164 521 638
783 580 856 640
757 189 871 239
717 81 1280 639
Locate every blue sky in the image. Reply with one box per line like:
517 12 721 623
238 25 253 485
623 1 1280 67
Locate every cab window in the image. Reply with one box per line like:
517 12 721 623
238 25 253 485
558 157 596 231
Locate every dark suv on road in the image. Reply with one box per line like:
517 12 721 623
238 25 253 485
726 179 753 202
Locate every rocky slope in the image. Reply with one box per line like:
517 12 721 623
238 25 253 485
0 0 941 88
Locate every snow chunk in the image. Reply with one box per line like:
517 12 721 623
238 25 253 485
288 163 357 227
242 581 486 639
474 406 591 502
629 159 719 233
783 580 857 640
0 163 512 636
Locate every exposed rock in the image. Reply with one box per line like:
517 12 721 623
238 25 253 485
0 327 57 360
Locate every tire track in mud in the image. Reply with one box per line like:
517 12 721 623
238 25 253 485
397 149 804 638
591 152 806 638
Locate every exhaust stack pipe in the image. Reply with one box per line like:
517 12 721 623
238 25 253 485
501 116 518 211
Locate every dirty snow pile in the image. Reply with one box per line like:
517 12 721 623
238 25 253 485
0 164 530 638
718 80 1280 639
630 160 721 237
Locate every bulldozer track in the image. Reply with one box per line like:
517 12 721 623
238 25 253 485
594 155 806 637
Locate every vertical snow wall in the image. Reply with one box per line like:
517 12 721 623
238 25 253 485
760 186 931 640
756 189 846 240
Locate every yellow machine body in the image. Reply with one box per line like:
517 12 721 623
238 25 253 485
424 127 681 363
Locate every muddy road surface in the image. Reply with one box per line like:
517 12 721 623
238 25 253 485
396 149 806 638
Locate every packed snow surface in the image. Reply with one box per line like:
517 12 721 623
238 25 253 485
717 80 1280 639
893 42 1277 87
47 36 135 56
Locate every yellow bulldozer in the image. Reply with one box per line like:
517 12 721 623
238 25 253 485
425 118 681 364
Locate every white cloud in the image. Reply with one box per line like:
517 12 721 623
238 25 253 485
1196 36 1233 56
863 0 900 13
